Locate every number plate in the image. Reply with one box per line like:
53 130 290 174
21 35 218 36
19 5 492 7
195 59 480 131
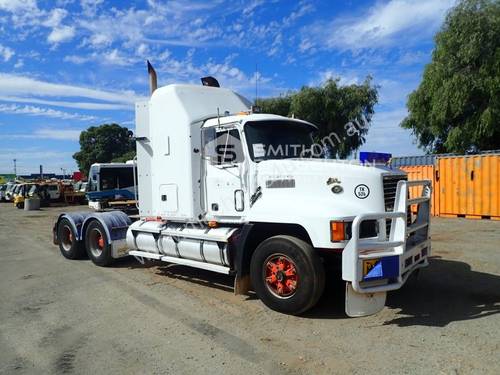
362 256 399 280
363 259 380 276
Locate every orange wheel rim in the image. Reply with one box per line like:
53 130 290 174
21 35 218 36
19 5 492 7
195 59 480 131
97 234 104 249
264 254 298 298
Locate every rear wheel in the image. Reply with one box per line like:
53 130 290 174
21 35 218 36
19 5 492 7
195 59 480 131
57 218 85 259
250 235 325 315
85 220 114 267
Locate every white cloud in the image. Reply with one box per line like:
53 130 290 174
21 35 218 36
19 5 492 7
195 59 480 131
80 0 103 16
65 49 137 66
137 43 148 55
0 0 37 12
42 9 75 44
1 128 81 141
43 8 68 27
361 107 421 156
63 55 90 64
398 50 429 65
283 1 314 26
102 49 134 66
303 0 455 51
0 148 76 174
48 25 75 43
0 96 130 110
309 70 361 87
243 0 265 16
0 104 97 121
0 73 143 105
36 128 81 140
0 43 14 61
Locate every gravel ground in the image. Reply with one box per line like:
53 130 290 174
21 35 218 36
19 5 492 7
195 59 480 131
0 203 499 374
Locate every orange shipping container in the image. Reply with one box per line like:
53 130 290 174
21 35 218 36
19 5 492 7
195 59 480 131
437 154 500 219
399 165 439 216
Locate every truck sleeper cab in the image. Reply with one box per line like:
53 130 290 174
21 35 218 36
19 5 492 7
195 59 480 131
53 75 431 317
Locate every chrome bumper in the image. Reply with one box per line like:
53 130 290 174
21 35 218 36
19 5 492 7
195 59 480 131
342 180 432 293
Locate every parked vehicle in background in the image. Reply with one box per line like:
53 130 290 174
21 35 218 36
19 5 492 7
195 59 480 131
79 182 88 192
4 183 18 202
9 184 23 202
86 162 137 210
0 185 6 201
13 183 36 209
46 184 62 201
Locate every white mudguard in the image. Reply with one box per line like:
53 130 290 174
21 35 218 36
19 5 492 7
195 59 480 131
345 282 386 317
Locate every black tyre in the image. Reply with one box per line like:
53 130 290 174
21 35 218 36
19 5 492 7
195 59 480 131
250 235 325 315
57 218 85 259
16 202 23 209
85 220 114 267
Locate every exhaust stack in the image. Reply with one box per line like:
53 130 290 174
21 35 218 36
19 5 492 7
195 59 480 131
201 76 220 88
147 60 157 95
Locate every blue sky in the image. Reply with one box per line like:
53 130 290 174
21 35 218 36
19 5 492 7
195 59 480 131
0 0 456 174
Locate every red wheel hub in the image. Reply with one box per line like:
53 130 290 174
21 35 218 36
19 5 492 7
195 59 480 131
68 232 73 243
97 234 104 249
265 255 298 297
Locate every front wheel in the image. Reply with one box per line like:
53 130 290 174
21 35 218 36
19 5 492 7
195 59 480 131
85 220 114 267
250 235 325 315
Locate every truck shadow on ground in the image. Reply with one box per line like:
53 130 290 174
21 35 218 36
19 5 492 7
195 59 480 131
382 257 500 327
114 257 241 294
114 256 500 326
307 257 500 325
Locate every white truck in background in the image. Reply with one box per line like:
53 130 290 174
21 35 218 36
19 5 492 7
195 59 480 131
53 62 432 317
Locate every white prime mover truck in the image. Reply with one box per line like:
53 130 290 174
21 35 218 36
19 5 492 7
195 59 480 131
53 63 431 317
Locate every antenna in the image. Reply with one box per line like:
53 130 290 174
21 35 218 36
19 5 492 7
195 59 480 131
13 159 17 178
255 62 258 104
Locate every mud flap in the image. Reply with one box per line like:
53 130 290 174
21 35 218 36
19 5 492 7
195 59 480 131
345 282 386 317
234 274 251 295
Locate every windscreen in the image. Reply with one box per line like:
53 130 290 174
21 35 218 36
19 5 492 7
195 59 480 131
244 120 316 161
99 167 135 191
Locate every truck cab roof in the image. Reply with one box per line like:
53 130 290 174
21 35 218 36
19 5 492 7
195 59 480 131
202 113 318 130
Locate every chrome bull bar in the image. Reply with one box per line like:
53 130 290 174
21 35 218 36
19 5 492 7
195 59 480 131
342 179 432 293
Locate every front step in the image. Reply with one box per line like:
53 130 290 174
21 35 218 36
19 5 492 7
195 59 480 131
129 250 231 274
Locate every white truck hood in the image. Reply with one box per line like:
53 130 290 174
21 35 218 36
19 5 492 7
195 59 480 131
247 158 405 224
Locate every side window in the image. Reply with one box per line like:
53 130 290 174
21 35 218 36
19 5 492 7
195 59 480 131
215 129 244 165
202 127 245 165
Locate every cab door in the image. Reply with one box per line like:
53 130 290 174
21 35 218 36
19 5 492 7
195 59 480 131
202 127 247 219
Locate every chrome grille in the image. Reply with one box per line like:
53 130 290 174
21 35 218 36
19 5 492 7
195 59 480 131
383 175 408 236
383 174 407 211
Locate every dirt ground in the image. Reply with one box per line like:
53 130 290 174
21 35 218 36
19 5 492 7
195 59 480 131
0 203 499 375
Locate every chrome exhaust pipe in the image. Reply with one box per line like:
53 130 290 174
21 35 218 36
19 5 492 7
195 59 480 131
147 60 157 95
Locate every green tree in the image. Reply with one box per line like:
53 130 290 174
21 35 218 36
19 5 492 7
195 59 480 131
111 150 137 163
256 77 378 158
73 124 135 173
401 0 500 153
